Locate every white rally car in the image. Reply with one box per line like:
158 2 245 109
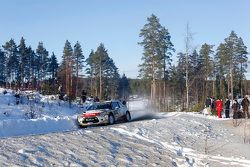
77 100 131 127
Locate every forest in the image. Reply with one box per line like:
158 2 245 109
0 14 249 112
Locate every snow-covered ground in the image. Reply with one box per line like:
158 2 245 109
0 89 82 138
0 89 250 166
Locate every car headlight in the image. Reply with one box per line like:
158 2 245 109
100 112 106 117
104 115 109 119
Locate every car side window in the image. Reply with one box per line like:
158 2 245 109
118 102 123 107
111 102 119 110
87 105 95 110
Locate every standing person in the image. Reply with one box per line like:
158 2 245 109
216 98 223 118
205 96 211 107
205 96 212 115
58 85 64 100
58 84 62 94
241 96 250 119
81 90 87 104
232 99 241 119
211 97 216 115
15 89 21 105
224 98 230 118
94 96 100 102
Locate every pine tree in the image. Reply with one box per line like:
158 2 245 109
189 50 203 103
0 48 6 86
176 52 189 110
199 43 214 98
94 43 111 99
18 37 28 89
119 74 129 100
25 46 33 86
138 14 174 105
36 42 49 81
61 40 74 97
86 44 120 99
104 58 120 99
2 39 19 88
214 31 248 99
48 52 58 79
168 65 186 110
215 43 228 98
86 50 97 96
236 37 248 96
73 41 84 97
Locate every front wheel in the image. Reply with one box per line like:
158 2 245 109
108 114 115 125
125 111 131 122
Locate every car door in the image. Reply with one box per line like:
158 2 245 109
118 101 127 116
111 102 121 120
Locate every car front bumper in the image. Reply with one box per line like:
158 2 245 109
77 115 109 126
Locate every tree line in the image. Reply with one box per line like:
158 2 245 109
138 14 248 112
0 14 248 111
0 37 59 90
0 38 130 100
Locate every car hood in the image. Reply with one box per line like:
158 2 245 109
83 109 109 114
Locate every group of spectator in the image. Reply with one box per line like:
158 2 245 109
205 96 250 119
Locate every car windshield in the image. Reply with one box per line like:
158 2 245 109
85 102 112 110
96 103 111 109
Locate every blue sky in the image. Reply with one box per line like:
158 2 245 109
0 0 250 78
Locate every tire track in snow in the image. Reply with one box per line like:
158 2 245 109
111 127 250 167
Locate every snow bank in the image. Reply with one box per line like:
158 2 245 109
0 91 89 138
0 116 77 138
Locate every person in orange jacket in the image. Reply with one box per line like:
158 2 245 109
216 99 223 118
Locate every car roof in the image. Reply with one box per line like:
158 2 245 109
104 100 120 103
86 100 121 106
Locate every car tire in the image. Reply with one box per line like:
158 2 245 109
108 114 115 125
125 111 131 122
79 125 87 128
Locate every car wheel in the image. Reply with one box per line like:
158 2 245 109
79 125 87 128
108 114 115 125
125 111 131 121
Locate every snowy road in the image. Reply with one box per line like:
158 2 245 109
0 94 250 167
1 110 250 167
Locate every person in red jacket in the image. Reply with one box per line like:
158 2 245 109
216 99 223 118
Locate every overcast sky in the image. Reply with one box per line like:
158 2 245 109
0 0 249 78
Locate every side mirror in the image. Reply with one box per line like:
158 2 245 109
122 101 126 105
115 106 119 110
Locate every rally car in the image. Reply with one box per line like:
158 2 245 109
77 100 131 127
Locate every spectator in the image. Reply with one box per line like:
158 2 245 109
94 96 100 102
81 90 87 103
241 96 250 119
15 89 21 105
211 97 216 115
205 96 211 107
122 100 127 106
224 98 230 118
216 98 223 118
232 99 241 119
58 85 62 94
205 96 212 115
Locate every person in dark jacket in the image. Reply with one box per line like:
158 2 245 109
211 97 216 115
224 98 230 118
81 90 87 104
232 99 241 119
205 96 211 107
205 96 212 115
241 96 250 119
94 96 100 102
15 89 20 105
